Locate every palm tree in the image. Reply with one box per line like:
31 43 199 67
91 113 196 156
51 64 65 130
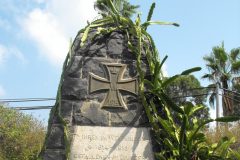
202 42 240 118
94 0 139 18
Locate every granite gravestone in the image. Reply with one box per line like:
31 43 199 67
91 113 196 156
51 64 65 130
43 29 155 160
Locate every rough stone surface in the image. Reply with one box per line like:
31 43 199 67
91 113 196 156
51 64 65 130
61 56 149 126
43 150 66 160
43 29 155 160
46 124 65 149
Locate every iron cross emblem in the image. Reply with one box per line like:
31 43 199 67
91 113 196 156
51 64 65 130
89 63 138 110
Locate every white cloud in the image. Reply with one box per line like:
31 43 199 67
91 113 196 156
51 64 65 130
0 17 11 31
34 0 45 4
0 85 6 97
9 47 26 63
22 0 98 67
0 44 7 64
23 9 68 66
46 0 98 36
0 44 26 65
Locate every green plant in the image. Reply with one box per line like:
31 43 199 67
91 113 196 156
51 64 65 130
0 105 46 160
206 122 240 151
151 102 240 159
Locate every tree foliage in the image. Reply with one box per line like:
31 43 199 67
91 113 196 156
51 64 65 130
202 42 240 116
165 75 210 123
94 0 139 18
0 105 45 160
166 75 206 105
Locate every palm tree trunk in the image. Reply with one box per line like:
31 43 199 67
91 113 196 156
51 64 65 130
222 80 230 131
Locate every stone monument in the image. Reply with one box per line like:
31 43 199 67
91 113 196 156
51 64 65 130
42 29 156 160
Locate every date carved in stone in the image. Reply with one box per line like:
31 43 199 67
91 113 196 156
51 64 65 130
89 63 138 109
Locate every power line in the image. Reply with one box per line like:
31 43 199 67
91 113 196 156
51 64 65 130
0 98 56 100
0 98 56 103
221 87 240 95
9 93 240 110
11 106 53 110
13 93 211 110
170 86 215 93
3 87 240 110
171 93 210 99
220 88 240 99
0 87 216 103
218 93 240 104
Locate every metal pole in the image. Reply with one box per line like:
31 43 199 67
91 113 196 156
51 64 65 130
216 83 220 130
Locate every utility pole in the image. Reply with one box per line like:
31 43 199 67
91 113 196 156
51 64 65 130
216 83 220 130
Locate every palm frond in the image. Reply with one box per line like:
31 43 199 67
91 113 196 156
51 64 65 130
230 48 240 61
206 63 218 71
212 46 228 64
231 61 240 73
95 0 139 18
94 0 108 16
121 1 139 18
203 55 215 64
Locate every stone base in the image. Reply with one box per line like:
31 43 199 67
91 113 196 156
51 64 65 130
43 149 66 160
70 126 154 160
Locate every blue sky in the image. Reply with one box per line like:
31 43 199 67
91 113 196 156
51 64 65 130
0 0 239 123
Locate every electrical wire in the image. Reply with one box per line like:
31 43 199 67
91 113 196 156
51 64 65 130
2 87 240 110
169 86 215 93
171 93 209 99
0 87 216 103
218 93 240 104
221 87 240 95
220 87 240 99
0 98 56 103
11 106 53 110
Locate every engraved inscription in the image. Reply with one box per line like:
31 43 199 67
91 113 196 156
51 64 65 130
70 126 154 160
89 63 138 109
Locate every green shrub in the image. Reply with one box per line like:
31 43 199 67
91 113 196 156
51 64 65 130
205 122 240 151
0 106 46 160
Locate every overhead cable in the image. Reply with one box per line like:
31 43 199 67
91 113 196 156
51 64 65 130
11 106 53 110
